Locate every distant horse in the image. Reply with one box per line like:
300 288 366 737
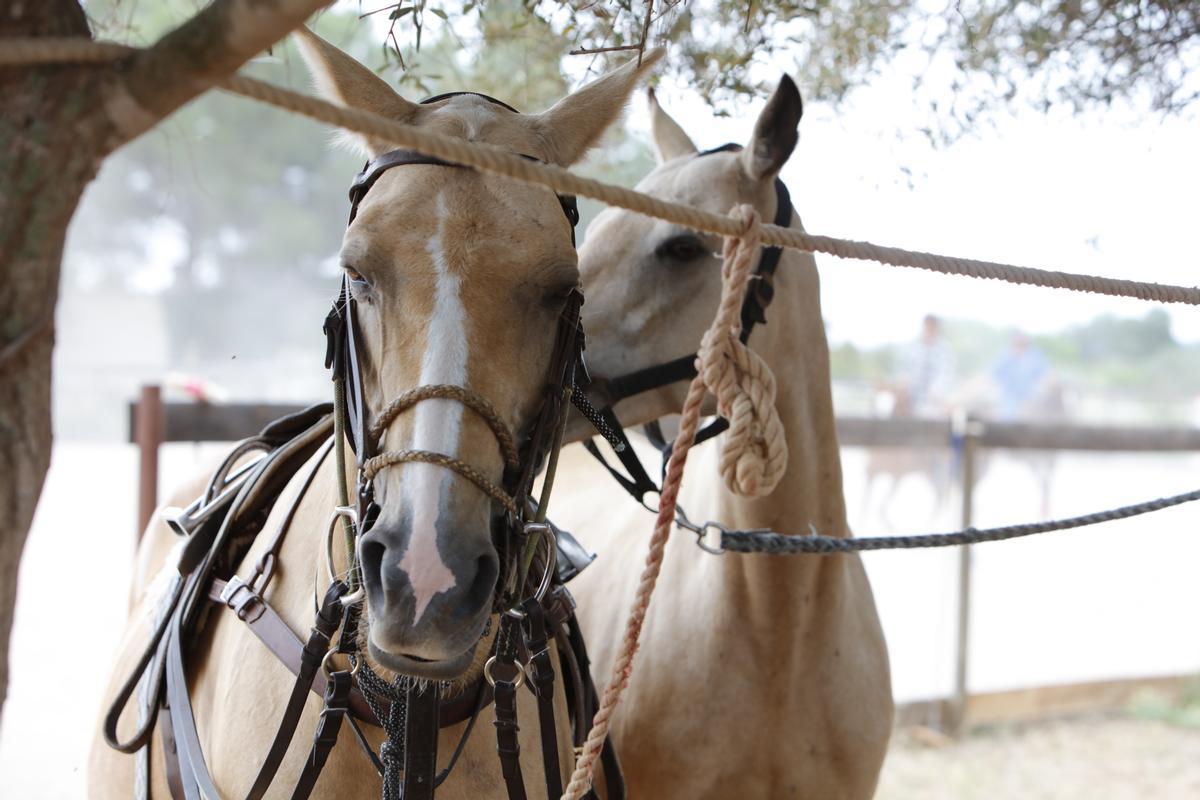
860 384 956 529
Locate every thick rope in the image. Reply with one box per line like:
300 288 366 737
360 450 519 516
368 384 520 469
561 207 763 798
717 486 1200 554
697 209 788 495
5 38 1200 306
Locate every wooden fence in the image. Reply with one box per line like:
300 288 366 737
128 385 1200 731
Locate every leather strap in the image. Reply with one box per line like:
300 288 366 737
492 614 527 800
158 704 184 800
520 598 563 799
244 580 347 800
402 684 440 800
291 669 353 800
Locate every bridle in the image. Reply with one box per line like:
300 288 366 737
103 91 623 800
575 143 794 506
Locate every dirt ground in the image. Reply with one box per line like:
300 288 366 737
877 714 1200 800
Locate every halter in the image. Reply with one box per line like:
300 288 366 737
103 91 623 800
576 143 794 506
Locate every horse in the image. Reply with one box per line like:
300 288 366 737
88 27 660 799
861 383 956 530
552 79 893 797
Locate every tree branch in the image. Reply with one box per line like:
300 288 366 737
110 0 334 144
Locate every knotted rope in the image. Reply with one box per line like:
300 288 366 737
562 207 770 799
697 208 788 496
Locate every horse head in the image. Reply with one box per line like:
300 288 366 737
567 76 804 438
297 29 659 681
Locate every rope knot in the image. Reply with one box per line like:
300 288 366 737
695 205 788 497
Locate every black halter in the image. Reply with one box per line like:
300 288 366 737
576 143 794 505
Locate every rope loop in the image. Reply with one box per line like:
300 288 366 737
695 206 788 496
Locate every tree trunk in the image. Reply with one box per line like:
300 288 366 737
0 0 335 723
0 0 111 723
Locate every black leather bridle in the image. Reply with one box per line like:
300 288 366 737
576 143 794 506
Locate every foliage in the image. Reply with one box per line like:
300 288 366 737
360 0 1198 138
70 0 652 368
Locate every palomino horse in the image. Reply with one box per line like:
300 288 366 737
89 28 659 798
555 80 893 797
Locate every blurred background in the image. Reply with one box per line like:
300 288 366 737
3 0 1199 796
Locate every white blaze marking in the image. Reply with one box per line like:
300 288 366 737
400 192 466 623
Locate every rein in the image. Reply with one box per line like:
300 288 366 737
104 91 623 800
578 143 794 506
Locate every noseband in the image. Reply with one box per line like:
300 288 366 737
577 143 794 505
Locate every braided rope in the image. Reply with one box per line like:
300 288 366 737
561 207 762 799
360 450 519 516
719 487 1200 554
5 38 1200 306
368 384 520 469
697 209 788 496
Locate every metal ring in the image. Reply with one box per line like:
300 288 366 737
324 506 359 584
339 586 365 607
532 523 557 602
483 655 526 689
321 648 362 678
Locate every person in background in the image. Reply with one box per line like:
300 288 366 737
990 330 1050 422
895 313 956 418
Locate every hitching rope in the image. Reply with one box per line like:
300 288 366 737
3 37 1200 306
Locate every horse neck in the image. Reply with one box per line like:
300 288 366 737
695 243 849 590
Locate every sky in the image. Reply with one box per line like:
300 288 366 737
615 60 1200 348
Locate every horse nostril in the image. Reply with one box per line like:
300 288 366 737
463 553 499 615
359 537 386 598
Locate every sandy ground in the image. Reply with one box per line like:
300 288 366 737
878 716 1200 800
2 442 1199 797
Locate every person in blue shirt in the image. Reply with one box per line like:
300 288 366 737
990 331 1050 422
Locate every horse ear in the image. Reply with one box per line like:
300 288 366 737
741 74 802 181
294 27 419 157
648 88 697 163
532 48 665 166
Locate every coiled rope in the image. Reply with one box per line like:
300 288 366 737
4 37 1200 306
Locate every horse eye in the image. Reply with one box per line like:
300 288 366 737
344 266 368 285
656 235 708 263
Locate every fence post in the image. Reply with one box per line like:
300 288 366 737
135 384 163 542
949 413 981 734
